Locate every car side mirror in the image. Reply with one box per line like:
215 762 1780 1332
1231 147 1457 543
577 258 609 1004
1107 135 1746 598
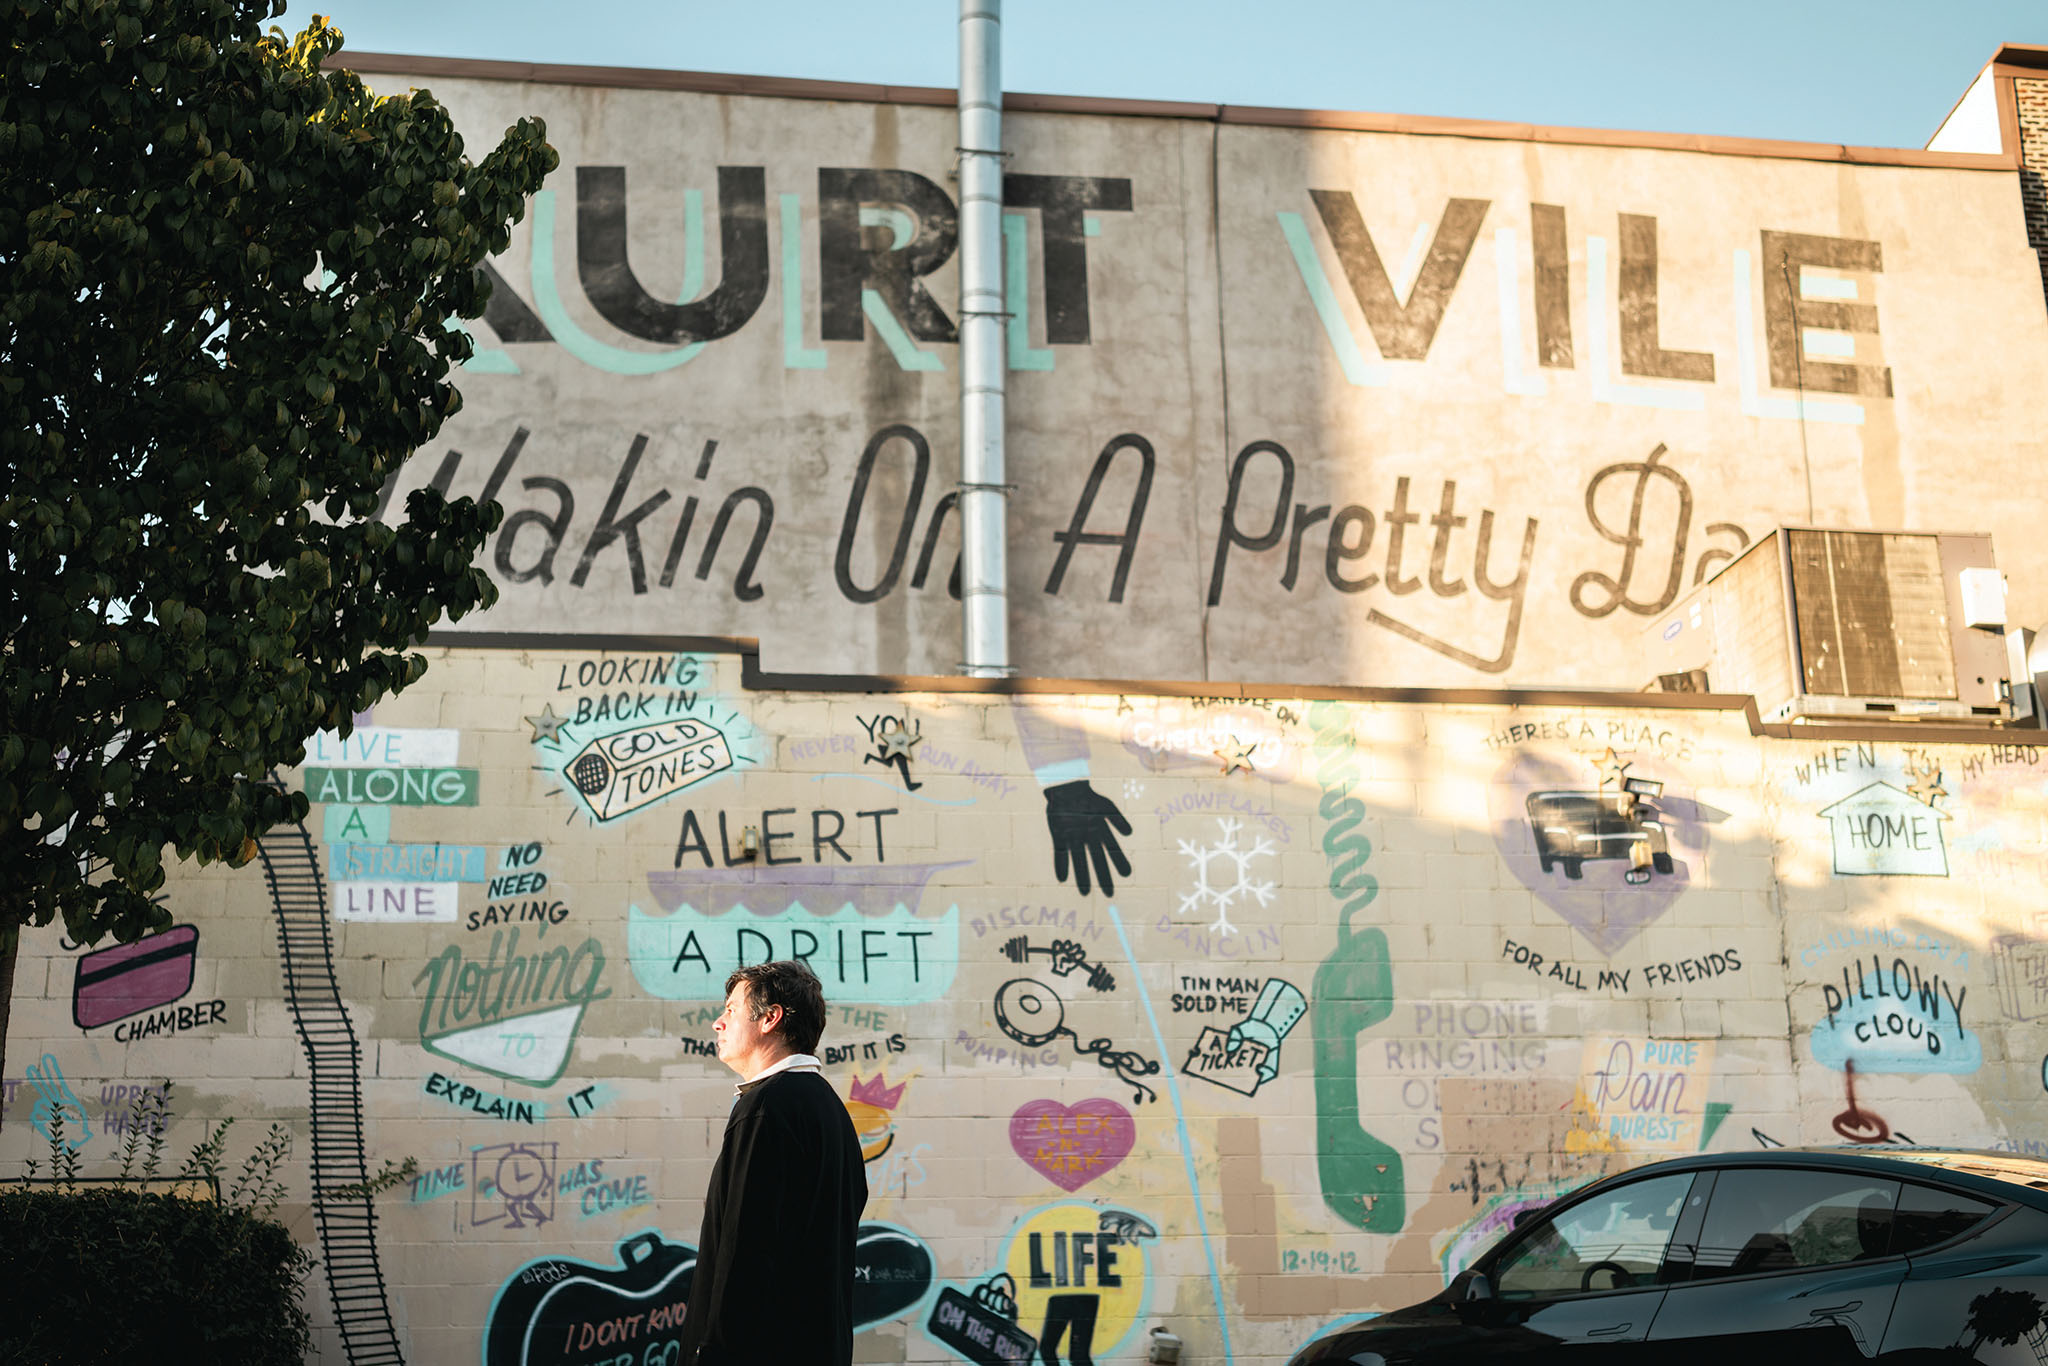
1511 1207 1544 1229
1451 1270 1496 1302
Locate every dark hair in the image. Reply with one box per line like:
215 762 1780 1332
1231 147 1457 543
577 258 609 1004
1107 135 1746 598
724 960 827 1054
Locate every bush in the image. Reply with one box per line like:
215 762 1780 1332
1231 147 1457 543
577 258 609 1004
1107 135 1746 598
0 1186 313 1365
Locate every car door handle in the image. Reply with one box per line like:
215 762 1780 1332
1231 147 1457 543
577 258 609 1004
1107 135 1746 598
1585 1324 1633 1337
1808 1301 1862 1318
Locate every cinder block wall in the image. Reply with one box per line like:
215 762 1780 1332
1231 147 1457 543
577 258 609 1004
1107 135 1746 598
5 645 2041 1366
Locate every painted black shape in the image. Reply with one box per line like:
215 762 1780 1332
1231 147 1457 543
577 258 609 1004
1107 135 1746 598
659 495 700 590
1039 1292 1100 1366
836 424 931 604
998 936 1116 992
1042 781 1133 900
1531 203 1573 368
1307 191 1488 360
1046 434 1153 603
1281 503 1331 591
1368 505 1537 674
496 477 575 585
696 487 773 602
1693 521 1752 586
483 1231 695 1366
818 168 958 343
1002 174 1132 344
909 489 960 598
1524 790 1672 883
252 771 405 1366
575 165 769 344
1571 444 1691 619
1760 229 1890 397
479 259 552 342
853 1223 935 1328
1619 213 1714 382
993 976 1157 1104
1206 440 1294 607
927 1277 1038 1366
572 433 670 592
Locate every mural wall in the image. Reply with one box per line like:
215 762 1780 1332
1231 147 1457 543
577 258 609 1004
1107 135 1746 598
9 643 2048 1365
341 59 2048 689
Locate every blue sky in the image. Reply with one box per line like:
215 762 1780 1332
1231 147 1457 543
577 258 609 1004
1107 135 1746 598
276 1 2046 150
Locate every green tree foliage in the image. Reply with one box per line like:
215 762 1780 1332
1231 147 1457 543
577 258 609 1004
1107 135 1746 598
0 1186 316 1364
0 0 557 947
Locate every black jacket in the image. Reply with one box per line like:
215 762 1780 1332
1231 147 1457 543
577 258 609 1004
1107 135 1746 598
679 1068 868 1365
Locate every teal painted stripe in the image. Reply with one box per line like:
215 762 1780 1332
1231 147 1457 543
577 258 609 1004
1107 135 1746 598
528 189 706 375
447 314 519 374
859 206 916 249
861 289 945 372
780 193 827 369
1277 212 1385 387
1004 213 1054 372
1108 904 1236 1366
1799 272 1859 301
1801 327 1856 358
1731 249 1866 426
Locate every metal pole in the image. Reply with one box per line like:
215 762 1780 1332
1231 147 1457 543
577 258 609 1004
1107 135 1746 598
958 0 1008 676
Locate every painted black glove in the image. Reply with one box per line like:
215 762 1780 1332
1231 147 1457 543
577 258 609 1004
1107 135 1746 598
1043 780 1133 897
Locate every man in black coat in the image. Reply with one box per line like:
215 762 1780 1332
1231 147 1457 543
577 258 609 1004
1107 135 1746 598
678 960 868 1365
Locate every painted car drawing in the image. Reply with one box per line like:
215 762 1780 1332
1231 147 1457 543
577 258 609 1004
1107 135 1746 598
1527 779 1673 883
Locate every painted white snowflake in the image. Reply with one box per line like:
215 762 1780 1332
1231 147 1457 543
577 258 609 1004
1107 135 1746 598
1176 817 1277 936
1121 778 1146 803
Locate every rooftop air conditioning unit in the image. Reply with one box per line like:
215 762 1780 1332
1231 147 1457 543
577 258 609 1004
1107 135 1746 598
1641 528 2016 724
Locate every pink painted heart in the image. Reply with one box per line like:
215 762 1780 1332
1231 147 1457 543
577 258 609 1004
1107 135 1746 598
1009 1099 1136 1192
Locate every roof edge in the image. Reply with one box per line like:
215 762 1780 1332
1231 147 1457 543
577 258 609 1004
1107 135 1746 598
338 50 2017 172
423 630 2045 747
1993 42 2048 71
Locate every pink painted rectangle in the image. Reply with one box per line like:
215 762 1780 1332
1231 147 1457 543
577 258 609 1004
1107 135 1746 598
72 925 198 1029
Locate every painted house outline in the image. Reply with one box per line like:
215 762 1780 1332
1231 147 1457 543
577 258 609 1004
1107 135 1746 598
1817 782 1951 877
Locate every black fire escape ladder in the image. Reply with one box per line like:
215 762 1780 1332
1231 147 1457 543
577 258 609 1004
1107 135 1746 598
256 777 407 1366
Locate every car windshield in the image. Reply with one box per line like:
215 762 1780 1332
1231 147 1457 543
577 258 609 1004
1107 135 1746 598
1494 1173 1692 1298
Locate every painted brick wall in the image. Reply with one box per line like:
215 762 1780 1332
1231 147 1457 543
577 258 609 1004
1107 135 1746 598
3 645 2042 1366
2016 77 2048 310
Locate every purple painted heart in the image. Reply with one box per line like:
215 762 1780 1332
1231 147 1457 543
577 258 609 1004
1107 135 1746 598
1009 1098 1136 1192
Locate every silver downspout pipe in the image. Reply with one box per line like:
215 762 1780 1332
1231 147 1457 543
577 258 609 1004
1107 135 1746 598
958 0 1009 676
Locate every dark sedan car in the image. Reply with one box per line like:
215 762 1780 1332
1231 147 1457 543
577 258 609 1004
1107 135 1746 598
1289 1148 2048 1365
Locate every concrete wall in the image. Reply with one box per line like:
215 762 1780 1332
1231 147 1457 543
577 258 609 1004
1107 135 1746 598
7 642 2047 1365
355 64 2048 689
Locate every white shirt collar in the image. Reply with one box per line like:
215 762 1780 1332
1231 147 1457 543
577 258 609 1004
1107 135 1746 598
735 1052 821 1095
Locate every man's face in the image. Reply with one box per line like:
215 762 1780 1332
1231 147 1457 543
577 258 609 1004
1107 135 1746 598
712 983 781 1078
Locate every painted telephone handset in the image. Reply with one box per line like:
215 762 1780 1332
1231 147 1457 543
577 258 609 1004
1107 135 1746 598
1308 698 1405 1235
1311 923 1404 1233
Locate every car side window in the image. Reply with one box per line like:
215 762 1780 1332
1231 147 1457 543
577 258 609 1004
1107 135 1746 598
1891 1182 1998 1255
1689 1169 1901 1280
1494 1173 1693 1299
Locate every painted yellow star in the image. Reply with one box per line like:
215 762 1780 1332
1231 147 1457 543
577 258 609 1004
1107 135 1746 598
523 703 567 743
1594 747 1630 791
878 723 921 760
1907 772 1948 808
1905 754 1947 807
1215 738 1257 776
